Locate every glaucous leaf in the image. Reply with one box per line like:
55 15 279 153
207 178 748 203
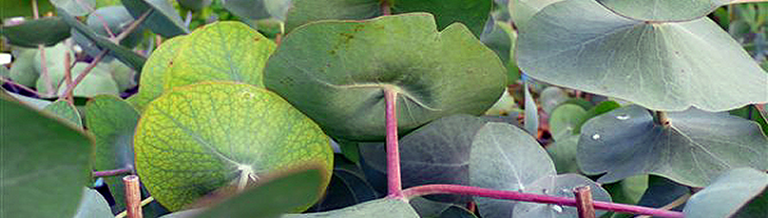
73 188 113 218
86 6 144 48
282 198 420 218
577 105 768 187
164 21 275 90
512 174 611 218
122 0 189 38
265 13 506 141
134 82 333 211
549 103 587 141
0 96 92 217
51 0 95 16
469 122 555 218
636 176 689 209
603 175 648 205
9 48 38 87
33 43 75 95
597 0 734 22
307 167 378 212
0 17 70 47
516 0 768 112
358 115 488 203
508 0 562 28
55 62 121 97
539 86 569 114
684 168 768 217
44 100 83 127
85 95 141 211
546 134 579 174
523 81 538 136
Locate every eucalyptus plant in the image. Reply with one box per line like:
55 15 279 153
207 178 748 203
1 0 767 218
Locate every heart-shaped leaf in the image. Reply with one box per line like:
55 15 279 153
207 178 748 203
127 35 187 111
597 0 736 22
44 99 83 127
134 82 333 211
85 95 140 210
265 13 506 141
164 21 275 90
60 9 147 71
516 0 768 112
122 0 189 38
283 0 491 36
577 105 768 187
469 122 613 218
512 174 611 217
0 96 92 217
0 17 71 47
282 198 420 218
683 168 768 217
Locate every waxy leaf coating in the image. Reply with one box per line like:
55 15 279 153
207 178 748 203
597 0 733 22
578 105 768 187
134 82 333 211
684 168 768 217
265 13 506 141
517 0 768 112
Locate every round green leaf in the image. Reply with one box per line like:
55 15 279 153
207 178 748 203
549 103 587 141
55 62 121 97
165 21 275 90
517 0 768 112
60 9 147 71
1 17 71 47
469 122 555 218
122 0 189 38
0 97 93 217
85 95 141 211
539 86 569 114
597 0 733 22
283 198 420 218
512 174 611 218
9 48 40 87
134 82 333 211
546 134 580 174
265 13 506 141
44 100 83 127
577 105 768 187
684 168 768 217
128 35 187 112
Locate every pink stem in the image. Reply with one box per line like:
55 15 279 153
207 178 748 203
384 88 402 198
401 184 684 218
93 168 132 177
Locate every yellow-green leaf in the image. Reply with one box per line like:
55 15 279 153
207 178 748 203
134 82 333 211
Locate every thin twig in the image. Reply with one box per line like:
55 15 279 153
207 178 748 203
58 50 108 98
92 167 133 177
401 184 685 218
574 186 596 218
115 197 154 218
123 175 143 218
62 50 74 103
380 0 391 16
0 77 44 96
31 0 54 96
637 193 691 218
115 9 152 43
384 87 402 198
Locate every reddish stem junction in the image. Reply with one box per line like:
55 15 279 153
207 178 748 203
382 89 684 218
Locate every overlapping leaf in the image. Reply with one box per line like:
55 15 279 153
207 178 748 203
122 0 189 37
0 17 71 47
578 105 768 187
127 35 187 111
516 0 768 111
684 168 768 217
134 82 333 211
0 97 92 217
597 0 734 22
265 13 506 141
